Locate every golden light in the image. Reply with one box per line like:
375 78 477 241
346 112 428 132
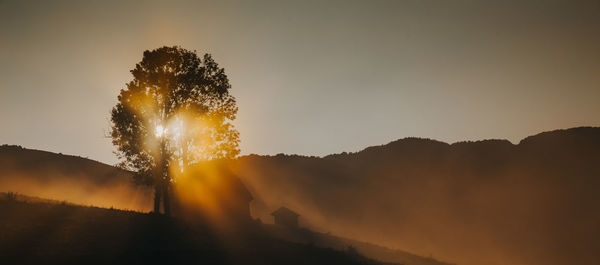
155 125 166 137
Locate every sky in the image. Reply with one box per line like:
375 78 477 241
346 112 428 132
1 0 599 165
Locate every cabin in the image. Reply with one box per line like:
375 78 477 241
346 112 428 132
271 206 300 228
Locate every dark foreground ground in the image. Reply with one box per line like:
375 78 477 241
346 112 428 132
0 197 390 265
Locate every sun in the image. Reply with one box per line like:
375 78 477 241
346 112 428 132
155 125 166 137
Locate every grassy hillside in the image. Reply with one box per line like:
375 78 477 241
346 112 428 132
0 195 390 265
263 225 453 265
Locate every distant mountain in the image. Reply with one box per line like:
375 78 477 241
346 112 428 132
1 127 599 265
229 127 600 265
0 145 130 184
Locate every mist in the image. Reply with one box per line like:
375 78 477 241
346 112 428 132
2 128 599 265
0 145 153 211
226 128 600 265
0 174 152 211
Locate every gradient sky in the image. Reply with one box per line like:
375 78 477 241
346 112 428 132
1 0 599 165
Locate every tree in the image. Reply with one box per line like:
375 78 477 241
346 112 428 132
110 46 240 215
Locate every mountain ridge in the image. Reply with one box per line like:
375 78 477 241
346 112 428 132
4 126 598 167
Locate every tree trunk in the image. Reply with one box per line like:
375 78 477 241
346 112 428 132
153 185 162 214
155 136 169 215
162 183 171 216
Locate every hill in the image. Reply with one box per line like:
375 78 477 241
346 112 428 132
0 145 127 184
2 127 600 265
264 225 452 265
0 195 389 265
0 147 449 265
0 144 151 210
228 127 600 265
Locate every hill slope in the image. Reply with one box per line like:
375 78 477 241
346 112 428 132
229 127 600 265
0 146 450 265
0 197 389 265
0 145 151 210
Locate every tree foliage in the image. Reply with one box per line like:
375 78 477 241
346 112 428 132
110 46 240 188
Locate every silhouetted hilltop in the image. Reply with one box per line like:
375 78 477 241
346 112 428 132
519 126 600 146
0 145 131 184
326 127 600 161
0 197 388 265
338 137 450 157
0 145 150 210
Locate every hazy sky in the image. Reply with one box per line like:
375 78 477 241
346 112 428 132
1 0 599 164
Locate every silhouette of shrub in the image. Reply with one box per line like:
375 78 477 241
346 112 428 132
346 245 360 257
5 192 17 202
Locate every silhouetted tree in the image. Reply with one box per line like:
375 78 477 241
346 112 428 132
110 46 240 215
